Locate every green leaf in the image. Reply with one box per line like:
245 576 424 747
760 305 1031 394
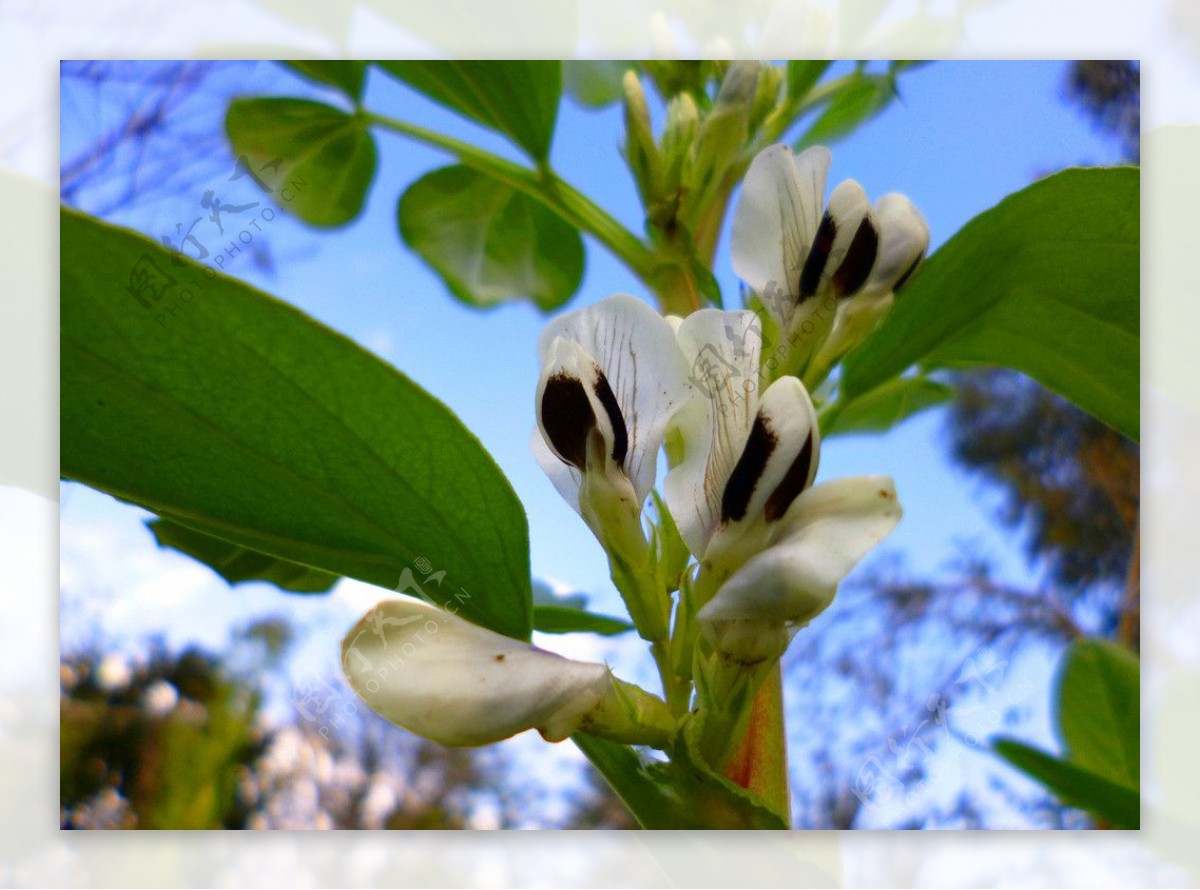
992 737 1140 828
530 581 633 634
533 605 634 636
398 164 585 311
823 376 954 436
563 61 631 108
224 97 377 227
60 206 532 641
786 61 831 100
572 734 789 829
889 60 933 74
1057 638 1140 789
281 60 367 101
375 61 561 162
842 167 1140 441
148 518 339 593
797 73 897 148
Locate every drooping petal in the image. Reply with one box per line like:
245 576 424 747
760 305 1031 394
731 144 831 328
866 193 930 294
698 476 901 625
536 294 690 504
664 308 763 557
342 598 611 747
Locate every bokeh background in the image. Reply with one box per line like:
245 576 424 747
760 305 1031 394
0 0 1197 885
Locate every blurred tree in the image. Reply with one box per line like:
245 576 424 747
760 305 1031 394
947 60 1140 647
60 629 635 829
782 60 1141 828
1065 60 1140 162
60 643 265 829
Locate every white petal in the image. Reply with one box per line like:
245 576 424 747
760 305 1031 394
537 294 690 504
342 598 611 746
867 193 929 293
530 427 581 513
664 308 763 557
698 476 901 624
731 144 831 328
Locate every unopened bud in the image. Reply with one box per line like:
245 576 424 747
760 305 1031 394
622 69 662 205
750 64 784 133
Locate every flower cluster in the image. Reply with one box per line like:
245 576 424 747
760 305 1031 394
342 144 927 764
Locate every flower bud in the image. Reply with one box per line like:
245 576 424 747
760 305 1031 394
622 69 662 205
659 92 700 203
683 63 759 207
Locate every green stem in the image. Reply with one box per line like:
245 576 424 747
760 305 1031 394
364 110 657 284
756 73 860 149
652 638 690 718
723 664 790 822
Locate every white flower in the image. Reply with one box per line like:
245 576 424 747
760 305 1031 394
665 309 902 660
341 597 612 747
531 294 692 640
532 293 691 516
730 144 929 380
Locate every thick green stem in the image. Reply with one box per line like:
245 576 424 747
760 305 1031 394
652 638 690 718
364 111 658 285
723 663 790 823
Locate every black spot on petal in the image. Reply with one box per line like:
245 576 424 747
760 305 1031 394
541 373 596 470
763 431 815 522
798 212 837 302
721 415 777 523
831 216 879 298
592 369 628 467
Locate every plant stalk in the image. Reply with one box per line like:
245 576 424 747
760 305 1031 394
723 662 791 823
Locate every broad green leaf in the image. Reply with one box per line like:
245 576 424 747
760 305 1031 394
398 164 585 311
224 97 377 227
281 60 367 100
61 206 532 640
533 605 634 636
786 61 831 101
572 734 789 829
1057 638 1140 789
563 61 631 108
375 61 561 162
797 73 897 148
531 581 633 634
842 167 1140 441
992 737 1140 828
148 518 339 594
823 376 954 436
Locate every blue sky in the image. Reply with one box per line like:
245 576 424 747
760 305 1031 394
60 56 1123 667
58 60 1124 824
